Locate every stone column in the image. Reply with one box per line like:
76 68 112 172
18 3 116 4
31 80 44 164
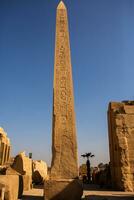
4 138 10 163
7 146 11 162
1 143 6 165
0 139 2 165
44 1 83 200
0 128 11 166
4 144 7 163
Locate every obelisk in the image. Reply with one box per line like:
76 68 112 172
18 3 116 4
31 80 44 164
44 1 83 200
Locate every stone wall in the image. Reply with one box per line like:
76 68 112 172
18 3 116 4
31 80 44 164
108 101 134 191
0 127 11 166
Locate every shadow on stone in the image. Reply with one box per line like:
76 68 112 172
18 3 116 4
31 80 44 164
33 184 44 189
83 195 134 200
83 184 113 192
22 196 43 200
45 179 83 200
18 175 24 198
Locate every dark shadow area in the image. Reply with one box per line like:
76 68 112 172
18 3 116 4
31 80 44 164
33 184 44 189
18 175 24 198
44 179 83 200
22 195 43 200
83 184 114 191
83 184 134 199
83 195 134 200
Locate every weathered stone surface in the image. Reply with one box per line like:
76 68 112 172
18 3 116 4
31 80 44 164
0 127 11 166
12 152 32 191
23 174 32 191
45 179 83 200
2 168 23 199
124 105 134 114
0 175 19 200
51 0 78 180
32 160 48 184
108 101 134 191
44 1 82 199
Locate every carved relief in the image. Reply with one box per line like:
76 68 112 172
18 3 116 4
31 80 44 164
51 1 78 179
108 102 134 191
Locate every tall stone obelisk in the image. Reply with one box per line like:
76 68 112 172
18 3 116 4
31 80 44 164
44 1 83 200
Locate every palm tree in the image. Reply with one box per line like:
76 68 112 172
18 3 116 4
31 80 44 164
81 152 95 183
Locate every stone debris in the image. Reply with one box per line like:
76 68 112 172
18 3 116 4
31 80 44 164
32 160 48 184
12 151 32 191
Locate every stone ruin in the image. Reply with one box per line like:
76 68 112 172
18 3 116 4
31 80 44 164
32 160 48 185
0 127 10 167
12 151 32 191
108 101 134 191
12 152 48 188
2 1 134 200
0 126 49 200
0 128 21 200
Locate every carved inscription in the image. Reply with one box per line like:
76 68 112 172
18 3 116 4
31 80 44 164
51 1 78 180
55 7 74 142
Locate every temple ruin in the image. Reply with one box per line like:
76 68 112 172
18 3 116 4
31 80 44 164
0 127 11 166
108 101 134 191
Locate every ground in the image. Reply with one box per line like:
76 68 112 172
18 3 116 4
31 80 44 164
20 184 134 200
21 187 43 200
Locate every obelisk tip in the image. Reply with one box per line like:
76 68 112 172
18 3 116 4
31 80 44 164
57 1 66 10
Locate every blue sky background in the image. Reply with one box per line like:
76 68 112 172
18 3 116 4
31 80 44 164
0 0 134 166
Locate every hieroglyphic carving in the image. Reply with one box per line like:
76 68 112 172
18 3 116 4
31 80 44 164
54 10 73 131
44 3 83 199
108 102 134 191
51 1 78 179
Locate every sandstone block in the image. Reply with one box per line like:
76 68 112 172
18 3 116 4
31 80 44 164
108 101 134 191
124 105 134 114
0 175 19 200
12 152 32 191
23 174 32 191
32 160 48 184
44 179 83 200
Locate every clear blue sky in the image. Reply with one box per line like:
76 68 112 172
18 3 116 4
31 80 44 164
0 0 134 166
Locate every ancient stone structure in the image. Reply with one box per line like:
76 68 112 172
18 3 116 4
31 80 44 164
0 175 20 200
108 101 134 191
44 1 83 199
32 160 48 184
12 152 32 191
0 127 11 166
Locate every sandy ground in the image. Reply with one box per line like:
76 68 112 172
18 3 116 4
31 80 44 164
21 184 134 200
83 184 134 200
83 190 134 200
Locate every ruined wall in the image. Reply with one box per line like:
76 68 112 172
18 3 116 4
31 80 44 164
0 127 11 166
108 101 134 191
